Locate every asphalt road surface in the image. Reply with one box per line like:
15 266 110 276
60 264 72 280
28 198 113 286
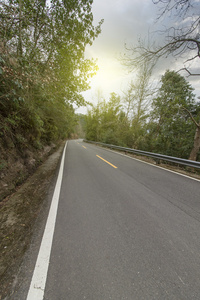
14 140 200 299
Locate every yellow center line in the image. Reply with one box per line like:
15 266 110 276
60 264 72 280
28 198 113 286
96 155 118 169
82 146 87 149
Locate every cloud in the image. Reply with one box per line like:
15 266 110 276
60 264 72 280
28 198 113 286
78 0 200 114
91 0 159 54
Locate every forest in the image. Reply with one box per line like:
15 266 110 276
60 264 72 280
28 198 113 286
85 68 200 161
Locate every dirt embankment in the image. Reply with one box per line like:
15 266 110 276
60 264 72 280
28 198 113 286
0 141 65 299
0 137 58 202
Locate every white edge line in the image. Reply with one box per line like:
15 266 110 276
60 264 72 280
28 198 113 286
26 141 68 300
97 146 200 183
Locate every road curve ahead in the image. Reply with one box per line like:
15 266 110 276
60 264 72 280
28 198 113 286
31 140 200 299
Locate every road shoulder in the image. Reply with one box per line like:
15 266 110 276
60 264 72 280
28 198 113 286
0 142 65 300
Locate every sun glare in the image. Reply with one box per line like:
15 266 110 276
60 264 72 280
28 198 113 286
91 58 126 93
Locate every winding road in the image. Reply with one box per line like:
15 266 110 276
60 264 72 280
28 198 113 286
13 140 200 299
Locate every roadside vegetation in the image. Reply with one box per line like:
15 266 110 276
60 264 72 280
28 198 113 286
0 0 102 149
85 0 200 162
0 0 103 199
85 70 200 161
0 1 102 296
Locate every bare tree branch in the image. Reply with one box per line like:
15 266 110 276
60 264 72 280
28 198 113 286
123 0 200 77
182 106 200 128
178 67 200 77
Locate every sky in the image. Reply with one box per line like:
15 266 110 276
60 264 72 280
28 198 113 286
76 0 200 114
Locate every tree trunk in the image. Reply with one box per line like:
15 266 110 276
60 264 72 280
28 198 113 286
189 126 200 161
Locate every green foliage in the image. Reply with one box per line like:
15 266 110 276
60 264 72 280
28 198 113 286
0 0 103 150
85 70 199 161
85 93 132 147
74 114 86 138
123 62 154 149
144 70 198 158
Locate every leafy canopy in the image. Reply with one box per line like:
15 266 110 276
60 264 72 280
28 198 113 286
0 0 103 147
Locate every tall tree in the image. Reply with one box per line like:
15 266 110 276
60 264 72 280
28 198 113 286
183 103 200 161
123 61 155 148
149 70 200 160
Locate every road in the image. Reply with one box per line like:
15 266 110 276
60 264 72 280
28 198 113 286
14 140 200 299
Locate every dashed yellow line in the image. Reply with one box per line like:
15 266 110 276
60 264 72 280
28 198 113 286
96 155 117 169
82 146 87 149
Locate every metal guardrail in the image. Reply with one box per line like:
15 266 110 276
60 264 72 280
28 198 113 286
84 140 200 169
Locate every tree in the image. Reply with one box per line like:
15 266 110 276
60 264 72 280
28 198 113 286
124 0 200 77
99 93 122 144
0 0 103 148
123 61 155 148
0 0 103 105
183 103 200 161
148 70 200 160
85 93 132 146
85 104 101 142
